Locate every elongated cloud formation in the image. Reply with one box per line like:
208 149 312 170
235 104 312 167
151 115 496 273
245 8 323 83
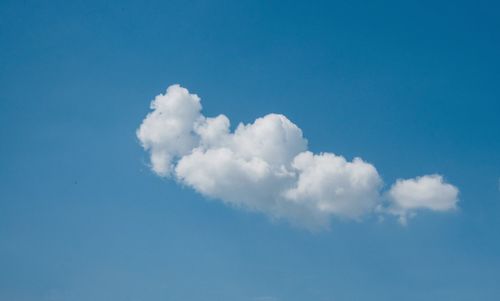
137 85 459 228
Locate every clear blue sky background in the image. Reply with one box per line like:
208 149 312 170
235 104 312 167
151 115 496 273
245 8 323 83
1 0 499 300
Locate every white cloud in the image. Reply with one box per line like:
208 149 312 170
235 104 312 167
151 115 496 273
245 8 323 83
137 84 460 228
387 175 459 224
284 151 382 220
136 85 202 175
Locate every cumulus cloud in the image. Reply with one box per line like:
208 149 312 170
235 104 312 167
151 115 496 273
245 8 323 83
137 84 459 228
285 152 382 220
136 85 202 175
387 175 459 224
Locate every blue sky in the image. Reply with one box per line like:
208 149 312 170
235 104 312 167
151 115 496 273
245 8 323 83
1 0 500 300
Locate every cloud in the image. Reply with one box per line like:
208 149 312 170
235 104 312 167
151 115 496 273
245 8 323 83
137 84 459 228
284 151 382 220
387 175 459 224
136 84 202 175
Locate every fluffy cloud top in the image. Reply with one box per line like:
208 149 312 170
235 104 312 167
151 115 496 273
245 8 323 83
136 85 202 175
137 85 459 228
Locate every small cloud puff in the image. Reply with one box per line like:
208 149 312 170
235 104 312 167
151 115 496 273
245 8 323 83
137 85 459 229
387 175 459 225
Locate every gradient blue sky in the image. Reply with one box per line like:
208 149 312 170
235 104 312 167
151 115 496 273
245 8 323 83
1 0 500 300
